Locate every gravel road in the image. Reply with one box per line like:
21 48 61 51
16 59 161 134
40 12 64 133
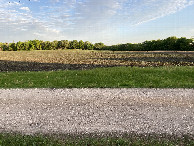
0 88 194 137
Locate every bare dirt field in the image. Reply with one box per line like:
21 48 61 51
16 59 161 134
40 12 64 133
0 50 193 71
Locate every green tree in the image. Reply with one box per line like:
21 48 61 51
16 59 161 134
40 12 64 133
94 42 105 50
176 37 193 51
28 40 35 50
57 41 63 49
191 37 194 49
60 40 69 49
51 40 58 50
141 40 153 51
9 43 17 51
23 41 30 50
2 43 9 51
84 41 94 50
44 41 52 50
16 41 25 51
0 42 2 50
31 40 42 50
69 40 79 49
163 36 177 50
78 40 85 49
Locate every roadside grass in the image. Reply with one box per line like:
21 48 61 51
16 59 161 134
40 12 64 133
0 133 193 146
0 66 193 88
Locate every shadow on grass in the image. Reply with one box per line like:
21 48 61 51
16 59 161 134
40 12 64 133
0 60 125 72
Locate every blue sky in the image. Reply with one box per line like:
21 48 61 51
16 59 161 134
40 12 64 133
0 0 194 45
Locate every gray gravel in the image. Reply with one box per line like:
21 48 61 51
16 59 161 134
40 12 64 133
0 88 194 137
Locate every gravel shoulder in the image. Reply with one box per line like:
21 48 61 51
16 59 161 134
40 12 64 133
0 88 194 137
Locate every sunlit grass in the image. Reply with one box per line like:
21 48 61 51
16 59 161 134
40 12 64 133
0 66 193 88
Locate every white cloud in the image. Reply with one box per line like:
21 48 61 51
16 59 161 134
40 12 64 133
20 7 30 11
108 0 194 25
0 0 64 42
191 29 194 33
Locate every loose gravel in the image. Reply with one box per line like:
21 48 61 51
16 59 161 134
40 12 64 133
0 88 193 137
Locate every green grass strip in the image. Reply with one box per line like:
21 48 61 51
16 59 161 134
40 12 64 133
0 66 193 88
0 133 193 146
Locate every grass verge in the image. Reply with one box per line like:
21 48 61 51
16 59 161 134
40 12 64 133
0 66 193 88
0 133 194 146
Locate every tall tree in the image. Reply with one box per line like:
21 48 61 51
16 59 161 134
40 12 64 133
94 42 104 50
9 43 17 51
164 36 177 50
78 40 85 49
84 41 94 50
16 41 25 51
69 40 79 49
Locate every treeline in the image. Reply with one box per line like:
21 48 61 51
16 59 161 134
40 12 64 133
0 36 193 51
102 37 194 51
0 40 105 51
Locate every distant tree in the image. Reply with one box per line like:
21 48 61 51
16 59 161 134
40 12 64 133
0 42 2 51
69 40 79 49
43 41 52 50
28 40 35 50
126 43 139 51
176 37 193 51
154 39 164 50
9 43 17 51
60 40 69 49
163 36 177 50
37 40 43 50
41 41 46 50
2 43 9 51
101 45 111 51
191 37 194 49
94 42 105 50
23 41 30 50
118 44 129 51
57 41 63 49
51 40 58 50
78 40 85 49
16 41 25 51
1 36 194 51
84 41 94 50
31 40 43 50
141 40 153 51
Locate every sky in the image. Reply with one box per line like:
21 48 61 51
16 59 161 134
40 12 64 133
0 0 194 45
